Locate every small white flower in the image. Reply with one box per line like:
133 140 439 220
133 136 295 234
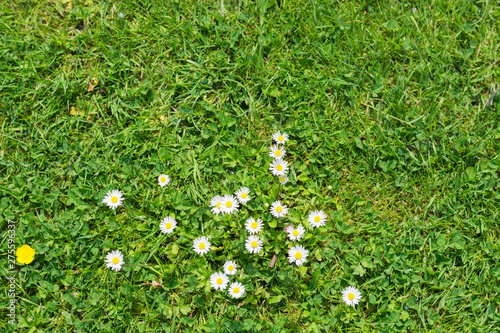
288 245 308 266
102 190 124 210
269 145 286 159
210 195 223 216
159 216 177 234
235 187 251 204
287 225 305 241
342 286 362 307
245 235 263 254
221 195 239 215
272 131 289 145
158 174 170 187
270 200 288 218
209 272 229 291
308 210 327 228
279 175 289 185
269 158 289 176
223 260 238 276
245 217 263 234
193 236 211 256
228 282 245 298
105 250 124 271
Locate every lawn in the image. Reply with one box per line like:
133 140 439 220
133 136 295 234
1 0 499 332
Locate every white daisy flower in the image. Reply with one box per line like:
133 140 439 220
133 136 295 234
342 286 362 307
105 250 124 271
228 282 245 298
209 272 229 291
279 175 289 185
270 200 288 218
245 217 263 234
245 235 263 254
159 216 177 234
102 190 124 210
287 245 308 266
210 195 224 216
158 174 170 187
269 145 286 159
269 158 289 176
287 225 305 241
272 131 289 145
308 210 327 228
235 187 251 204
221 195 239 215
223 260 238 276
193 236 211 256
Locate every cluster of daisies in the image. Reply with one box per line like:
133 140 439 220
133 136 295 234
100 132 362 307
269 131 290 186
202 189 254 297
266 131 332 267
209 261 245 298
208 187 250 216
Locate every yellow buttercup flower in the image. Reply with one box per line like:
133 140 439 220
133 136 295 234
16 245 35 264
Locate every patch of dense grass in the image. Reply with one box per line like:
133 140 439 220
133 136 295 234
1 0 499 331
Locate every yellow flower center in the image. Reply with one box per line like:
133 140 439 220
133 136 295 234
293 230 299 236
278 135 284 141
276 165 283 171
216 202 221 209
348 293 355 300
112 257 119 264
251 222 258 229
216 278 223 285
295 252 302 259
226 201 232 208
314 216 320 222
160 177 166 182
111 196 118 203
276 206 282 213
199 243 205 250
251 241 258 248
166 223 172 229
275 150 281 156
280 177 285 182
241 193 247 199
233 287 240 293
228 265 234 271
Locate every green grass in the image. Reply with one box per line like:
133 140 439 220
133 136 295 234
1 0 499 331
